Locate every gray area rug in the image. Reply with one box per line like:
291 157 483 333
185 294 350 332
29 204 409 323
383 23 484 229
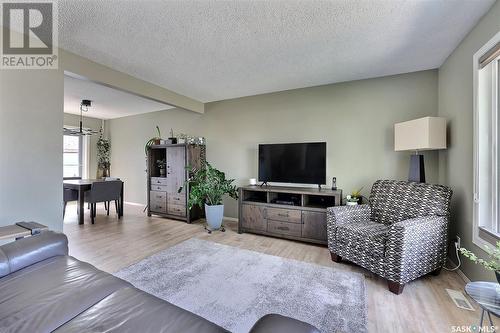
115 238 367 333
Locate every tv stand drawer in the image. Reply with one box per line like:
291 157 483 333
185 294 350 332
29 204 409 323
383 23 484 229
267 220 301 237
266 207 301 223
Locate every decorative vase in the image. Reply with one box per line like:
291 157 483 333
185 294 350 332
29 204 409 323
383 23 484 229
346 201 358 206
495 270 500 284
205 204 224 230
168 137 178 144
96 168 110 179
159 168 166 177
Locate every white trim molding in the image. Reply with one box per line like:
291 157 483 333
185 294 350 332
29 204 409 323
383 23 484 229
473 30 500 251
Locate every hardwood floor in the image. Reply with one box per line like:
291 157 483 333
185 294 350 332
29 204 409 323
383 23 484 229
63 202 495 333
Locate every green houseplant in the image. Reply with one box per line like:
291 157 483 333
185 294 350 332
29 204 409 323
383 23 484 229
346 187 363 206
157 159 166 177
181 161 238 230
144 125 162 155
96 132 111 178
460 242 500 283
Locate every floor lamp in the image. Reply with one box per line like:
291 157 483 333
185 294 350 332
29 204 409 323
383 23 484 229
394 117 447 183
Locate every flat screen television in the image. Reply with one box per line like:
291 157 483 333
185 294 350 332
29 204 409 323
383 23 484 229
258 142 326 185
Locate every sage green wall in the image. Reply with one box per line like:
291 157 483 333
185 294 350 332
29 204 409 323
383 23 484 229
109 70 439 218
63 113 104 178
438 1 500 282
109 108 203 208
0 61 64 232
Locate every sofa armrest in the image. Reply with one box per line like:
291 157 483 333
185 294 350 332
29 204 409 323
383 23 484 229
249 314 320 333
326 204 371 251
0 230 68 277
385 216 448 284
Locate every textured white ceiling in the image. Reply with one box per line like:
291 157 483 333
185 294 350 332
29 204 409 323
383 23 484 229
59 0 495 103
64 75 173 119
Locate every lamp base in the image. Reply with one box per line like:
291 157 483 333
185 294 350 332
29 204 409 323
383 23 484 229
409 154 425 183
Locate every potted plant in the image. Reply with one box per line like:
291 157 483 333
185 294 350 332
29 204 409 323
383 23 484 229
157 159 166 177
182 161 238 231
345 187 363 205
168 128 177 144
96 130 111 178
460 242 500 283
144 125 162 155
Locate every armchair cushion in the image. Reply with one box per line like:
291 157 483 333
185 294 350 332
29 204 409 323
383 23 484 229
337 221 388 258
369 180 452 225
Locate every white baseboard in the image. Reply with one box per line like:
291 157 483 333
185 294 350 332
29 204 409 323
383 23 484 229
124 201 146 207
456 268 471 283
446 258 471 283
223 216 238 222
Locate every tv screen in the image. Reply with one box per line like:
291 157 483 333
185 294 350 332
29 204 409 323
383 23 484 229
258 142 326 185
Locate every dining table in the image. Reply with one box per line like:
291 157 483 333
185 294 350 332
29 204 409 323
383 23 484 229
63 179 124 225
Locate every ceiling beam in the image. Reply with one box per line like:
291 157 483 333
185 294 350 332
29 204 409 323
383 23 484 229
60 49 204 114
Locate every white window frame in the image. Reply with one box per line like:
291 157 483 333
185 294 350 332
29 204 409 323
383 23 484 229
473 31 500 251
63 132 90 179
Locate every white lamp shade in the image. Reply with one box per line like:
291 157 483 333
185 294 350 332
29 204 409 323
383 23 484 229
394 116 447 151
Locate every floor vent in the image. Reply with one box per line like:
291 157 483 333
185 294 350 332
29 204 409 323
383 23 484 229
446 289 475 311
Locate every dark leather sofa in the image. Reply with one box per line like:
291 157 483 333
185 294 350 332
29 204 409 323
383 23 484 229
0 231 320 333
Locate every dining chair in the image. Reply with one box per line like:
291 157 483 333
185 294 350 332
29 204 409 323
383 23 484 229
63 188 79 218
103 177 120 211
84 180 123 224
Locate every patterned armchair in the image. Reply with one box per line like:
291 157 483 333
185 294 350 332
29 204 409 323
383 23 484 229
326 180 452 294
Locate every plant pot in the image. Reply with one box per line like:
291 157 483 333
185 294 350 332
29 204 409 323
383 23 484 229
495 270 500 284
96 167 110 179
205 204 224 230
346 201 358 206
168 137 178 144
159 168 166 177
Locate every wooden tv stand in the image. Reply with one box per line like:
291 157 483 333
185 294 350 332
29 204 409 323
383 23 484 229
237 185 342 245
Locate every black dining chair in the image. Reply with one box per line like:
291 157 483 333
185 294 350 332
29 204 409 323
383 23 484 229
84 180 123 224
63 188 79 218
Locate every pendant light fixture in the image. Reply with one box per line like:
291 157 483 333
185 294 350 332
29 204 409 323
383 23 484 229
63 99 99 136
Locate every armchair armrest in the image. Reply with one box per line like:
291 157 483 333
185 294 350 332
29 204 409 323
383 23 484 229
326 204 371 251
385 216 448 284
326 204 371 226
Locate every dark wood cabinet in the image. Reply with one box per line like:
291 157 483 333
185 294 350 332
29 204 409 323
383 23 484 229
166 146 185 193
147 144 205 223
301 211 327 241
241 204 267 231
238 185 341 245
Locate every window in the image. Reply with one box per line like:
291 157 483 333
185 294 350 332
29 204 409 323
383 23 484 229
473 32 500 250
63 135 82 178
